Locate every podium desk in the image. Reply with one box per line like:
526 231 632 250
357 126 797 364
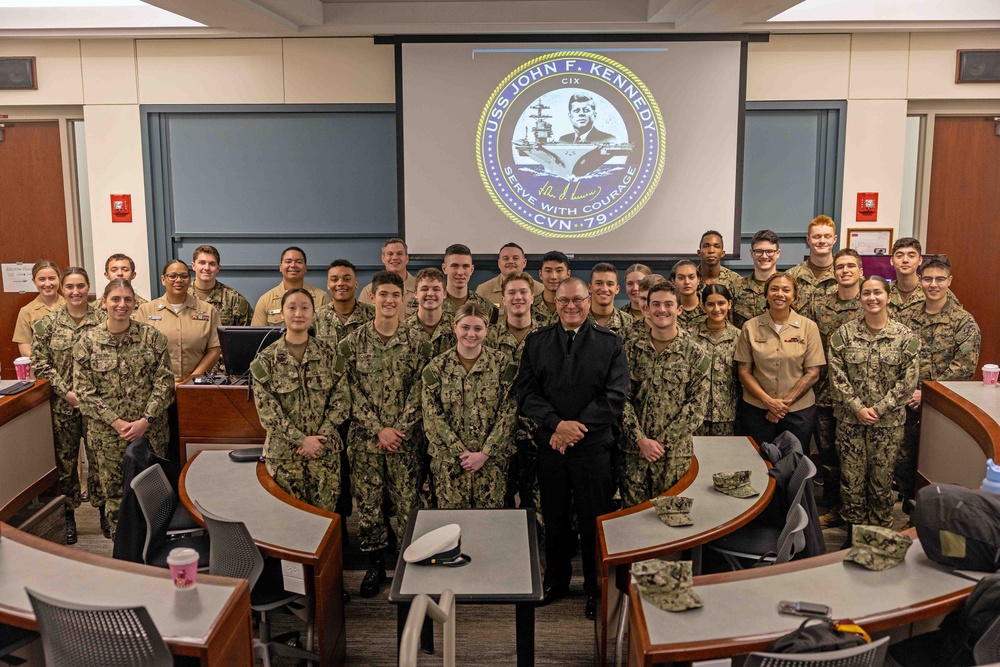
596 436 774 666
0 380 57 521
0 522 253 665
175 381 265 463
627 536 972 666
179 450 346 666
388 508 543 667
920 381 1000 491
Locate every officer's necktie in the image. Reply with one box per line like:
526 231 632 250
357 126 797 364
566 329 575 353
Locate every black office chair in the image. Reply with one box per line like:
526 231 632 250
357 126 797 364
25 588 173 667
130 464 209 569
745 636 889 666
194 501 318 667
709 457 816 570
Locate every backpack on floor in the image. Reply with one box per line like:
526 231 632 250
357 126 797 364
912 483 1000 572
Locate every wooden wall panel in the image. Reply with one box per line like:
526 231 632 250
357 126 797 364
0 121 69 379
926 116 1000 379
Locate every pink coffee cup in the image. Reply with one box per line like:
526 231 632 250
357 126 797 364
984 364 1000 387
13 357 30 381
166 547 199 590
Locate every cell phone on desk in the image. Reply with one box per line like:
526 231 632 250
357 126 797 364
778 600 831 618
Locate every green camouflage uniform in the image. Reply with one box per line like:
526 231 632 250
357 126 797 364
422 347 518 508
786 261 837 313
732 275 768 328
587 308 634 338
250 337 349 513
313 300 375 348
32 305 105 509
677 306 707 333
441 290 499 325
693 321 740 436
700 265 742 292
621 328 711 507
189 281 251 374
402 313 457 358
340 321 432 552
622 316 650 346
828 318 920 527
805 290 863 492
530 293 560 327
895 300 981 500
73 321 174 532
485 321 542 512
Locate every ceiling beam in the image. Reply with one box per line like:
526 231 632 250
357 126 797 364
142 0 322 33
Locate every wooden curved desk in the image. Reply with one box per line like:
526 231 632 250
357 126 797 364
0 522 253 664
179 450 346 667
595 436 775 665
0 380 57 521
920 381 1000 490
627 532 971 666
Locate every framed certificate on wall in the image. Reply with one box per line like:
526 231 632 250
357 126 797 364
847 228 894 256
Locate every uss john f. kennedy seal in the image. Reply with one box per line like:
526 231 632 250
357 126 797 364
477 51 665 239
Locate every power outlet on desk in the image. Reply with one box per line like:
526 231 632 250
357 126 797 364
282 560 306 595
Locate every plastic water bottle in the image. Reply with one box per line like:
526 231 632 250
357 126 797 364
983 459 1000 498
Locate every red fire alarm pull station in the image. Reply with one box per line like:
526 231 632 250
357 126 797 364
856 192 878 222
110 194 132 222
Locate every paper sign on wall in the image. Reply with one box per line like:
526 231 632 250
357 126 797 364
2 263 37 293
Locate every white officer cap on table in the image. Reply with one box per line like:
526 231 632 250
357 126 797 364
403 524 471 567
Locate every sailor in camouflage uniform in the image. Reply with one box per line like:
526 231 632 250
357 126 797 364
696 230 741 291
786 215 839 312
895 256 981 507
32 268 106 543
251 288 349 513
621 274 666 345
693 284 740 436
621 282 711 507
733 230 781 328
671 260 706 333
340 271 432 597
886 238 961 322
828 276 920 529
403 268 457 357
440 244 498 325
485 272 542 513
587 263 633 337
805 249 864 522
73 279 174 534
423 304 518 509
531 250 571 327
313 259 376 348
189 245 252 327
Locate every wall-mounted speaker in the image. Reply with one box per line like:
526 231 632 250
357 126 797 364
957 50 1000 84
0 57 37 90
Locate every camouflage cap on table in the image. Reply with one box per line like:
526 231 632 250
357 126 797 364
712 470 759 498
652 495 694 527
844 525 913 571
631 559 703 612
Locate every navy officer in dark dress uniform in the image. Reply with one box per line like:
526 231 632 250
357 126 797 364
514 276 630 620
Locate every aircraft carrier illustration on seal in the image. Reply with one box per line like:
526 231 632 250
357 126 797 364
512 101 634 180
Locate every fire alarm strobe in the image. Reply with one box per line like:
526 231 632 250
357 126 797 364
110 194 132 223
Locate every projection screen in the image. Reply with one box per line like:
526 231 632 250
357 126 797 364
396 37 749 258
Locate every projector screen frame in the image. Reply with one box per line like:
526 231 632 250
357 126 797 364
377 32 768 262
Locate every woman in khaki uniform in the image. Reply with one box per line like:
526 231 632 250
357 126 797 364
735 272 826 448
136 259 220 463
31 267 106 543
695 284 741 436
13 259 64 357
74 279 174 533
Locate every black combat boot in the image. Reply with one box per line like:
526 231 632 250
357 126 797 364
99 506 112 539
359 549 386 598
65 510 77 545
